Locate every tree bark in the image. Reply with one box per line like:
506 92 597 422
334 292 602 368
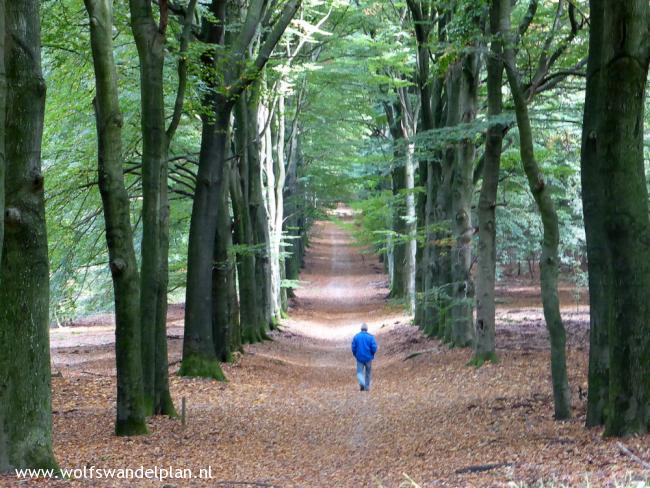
502 0 571 419
212 175 234 362
0 0 5 271
84 0 148 435
580 0 609 427
406 0 435 327
471 0 505 365
450 52 479 348
128 0 173 417
385 102 409 300
248 94 274 334
233 97 264 344
582 0 650 436
0 0 58 469
271 93 286 319
180 96 229 380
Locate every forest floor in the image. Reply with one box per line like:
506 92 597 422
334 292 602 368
5 211 650 487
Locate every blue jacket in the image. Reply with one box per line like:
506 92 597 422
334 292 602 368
351 331 377 363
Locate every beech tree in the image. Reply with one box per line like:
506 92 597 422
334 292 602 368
581 0 650 436
84 0 148 435
180 0 301 378
0 0 57 468
501 0 572 419
129 0 197 417
471 0 505 365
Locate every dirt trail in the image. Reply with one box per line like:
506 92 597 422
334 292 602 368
6 214 649 487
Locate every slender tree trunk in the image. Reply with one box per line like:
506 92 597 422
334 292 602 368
0 0 58 469
283 128 302 294
472 0 505 365
272 93 287 318
228 241 242 353
502 1 571 419
403 139 417 315
153 156 176 415
582 0 650 436
212 177 234 362
406 1 435 327
248 94 274 335
385 102 408 300
84 0 148 435
233 97 264 343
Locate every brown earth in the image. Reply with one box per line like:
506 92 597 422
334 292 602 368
3 214 649 487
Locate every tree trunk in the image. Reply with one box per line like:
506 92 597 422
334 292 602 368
233 97 264 344
153 158 176 416
180 101 228 380
582 0 650 436
273 94 287 315
502 0 571 419
385 102 408 300
406 0 435 327
580 0 609 427
0 0 5 271
248 94 274 335
0 0 58 469
471 0 505 365
129 0 173 417
84 0 148 435
450 52 479 348
212 183 234 362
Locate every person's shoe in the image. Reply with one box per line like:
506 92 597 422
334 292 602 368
360 385 365 391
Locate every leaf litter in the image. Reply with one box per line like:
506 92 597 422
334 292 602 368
2 220 649 488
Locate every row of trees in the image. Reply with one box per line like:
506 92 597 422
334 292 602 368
2 0 650 473
1 0 314 470
371 0 650 436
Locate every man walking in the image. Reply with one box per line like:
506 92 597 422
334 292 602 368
351 323 377 391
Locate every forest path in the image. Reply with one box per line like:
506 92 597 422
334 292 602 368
39 211 650 488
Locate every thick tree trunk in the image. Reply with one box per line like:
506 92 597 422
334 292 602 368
0 0 4 270
84 0 148 435
129 0 173 417
580 0 609 427
582 0 650 436
471 0 505 365
0 0 58 469
449 52 479 348
502 1 571 419
180 102 228 380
